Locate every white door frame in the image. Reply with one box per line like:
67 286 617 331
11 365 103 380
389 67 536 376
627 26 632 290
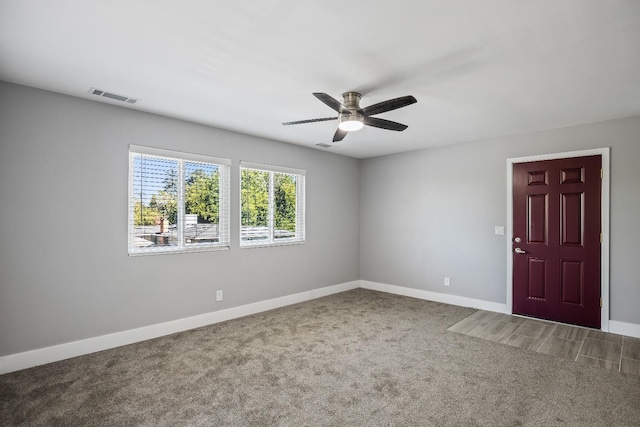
506 148 610 331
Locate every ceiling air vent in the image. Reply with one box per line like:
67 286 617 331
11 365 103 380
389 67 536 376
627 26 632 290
89 87 140 105
315 143 333 148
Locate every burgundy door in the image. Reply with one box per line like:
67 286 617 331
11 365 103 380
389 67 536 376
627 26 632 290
512 155 601 328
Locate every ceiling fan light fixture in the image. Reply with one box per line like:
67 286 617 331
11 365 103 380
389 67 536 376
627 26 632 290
338 118 364 131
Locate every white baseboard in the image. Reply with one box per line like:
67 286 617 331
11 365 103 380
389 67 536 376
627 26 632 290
360 280 510 314
609 320 640 339
3 280 638 375
0 280 360 375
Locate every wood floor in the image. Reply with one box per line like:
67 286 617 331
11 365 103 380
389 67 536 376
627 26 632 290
448 310 640 376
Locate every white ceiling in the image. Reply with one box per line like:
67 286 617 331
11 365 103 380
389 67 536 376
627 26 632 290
2 1 640 158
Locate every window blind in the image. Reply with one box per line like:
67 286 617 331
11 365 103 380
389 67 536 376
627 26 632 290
128 145 230 255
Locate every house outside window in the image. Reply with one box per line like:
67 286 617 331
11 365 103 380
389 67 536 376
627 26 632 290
128 145 230 255
240 161 305 247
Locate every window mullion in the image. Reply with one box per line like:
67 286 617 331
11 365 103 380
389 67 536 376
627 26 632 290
297 175 304 240
268 171 274 242
219 165 229 246
177 160 185 247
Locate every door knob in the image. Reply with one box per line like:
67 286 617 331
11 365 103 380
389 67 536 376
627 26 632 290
515 248 526 254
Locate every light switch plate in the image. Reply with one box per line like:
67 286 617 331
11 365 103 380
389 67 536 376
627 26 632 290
495 226 504 235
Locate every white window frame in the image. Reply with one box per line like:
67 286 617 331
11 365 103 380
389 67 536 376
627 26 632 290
240 161 306 248
128 145 231 256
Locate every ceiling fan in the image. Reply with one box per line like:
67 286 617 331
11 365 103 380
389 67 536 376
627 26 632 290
282 92 417 142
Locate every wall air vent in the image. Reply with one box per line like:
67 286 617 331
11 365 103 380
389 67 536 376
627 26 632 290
88 87 140 105
315 143 333 148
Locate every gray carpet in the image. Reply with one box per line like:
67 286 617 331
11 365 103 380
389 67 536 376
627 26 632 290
1 289 639 426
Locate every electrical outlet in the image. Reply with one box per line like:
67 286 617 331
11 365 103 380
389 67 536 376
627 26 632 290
216 290 223 302
444 277 450 287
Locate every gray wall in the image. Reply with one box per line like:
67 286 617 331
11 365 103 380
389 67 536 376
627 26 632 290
2 80 639 358
361 115 640 325
0 82 360 356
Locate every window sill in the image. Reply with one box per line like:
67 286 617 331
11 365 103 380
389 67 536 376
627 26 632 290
128 245 230 256
240 239 305 249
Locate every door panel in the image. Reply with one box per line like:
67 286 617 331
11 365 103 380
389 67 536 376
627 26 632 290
527 258 546 299
561 193 583 245
513 155 601 328
560 260 583 305
527 194 547 244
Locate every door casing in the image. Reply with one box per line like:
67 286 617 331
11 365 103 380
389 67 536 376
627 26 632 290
506 148 610 331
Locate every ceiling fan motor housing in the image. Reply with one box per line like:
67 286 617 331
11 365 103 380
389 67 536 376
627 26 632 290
339 92 364 130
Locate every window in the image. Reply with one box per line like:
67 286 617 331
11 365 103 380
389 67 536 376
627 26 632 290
128 145 230 255
240 161 305 247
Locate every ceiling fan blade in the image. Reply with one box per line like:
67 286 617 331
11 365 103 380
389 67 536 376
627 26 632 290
282 117 337 126
363 116 408 131
313 93 352 114
333 128 348 142
359 95 417 116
